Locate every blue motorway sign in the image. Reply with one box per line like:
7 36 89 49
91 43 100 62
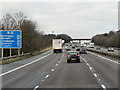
0 30 22 48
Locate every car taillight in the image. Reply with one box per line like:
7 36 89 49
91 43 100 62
80 50 82 51
76 55 79 56
67 55 71 57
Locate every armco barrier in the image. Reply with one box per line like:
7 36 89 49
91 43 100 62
87 49 120 60
0 53 30 61
0 47 52 64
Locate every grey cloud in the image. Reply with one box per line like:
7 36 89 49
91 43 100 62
1 2 118 38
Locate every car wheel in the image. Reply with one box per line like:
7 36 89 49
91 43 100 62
67 61 69 63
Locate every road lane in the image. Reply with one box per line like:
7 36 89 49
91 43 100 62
40 53 101 88
2 45 118 89
2 53 63 88
81 53 118 88
2 49 52 73
87 47 119 56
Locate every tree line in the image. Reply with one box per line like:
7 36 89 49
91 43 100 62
0 12 72 57
91 30 120 48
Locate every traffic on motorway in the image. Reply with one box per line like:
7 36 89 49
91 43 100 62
0 2 119 90
1 38 119 89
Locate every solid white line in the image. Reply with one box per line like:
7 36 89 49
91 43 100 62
101 84 106 89
34 86 39 90
88 51 119 64
46 75 49 78
94 74 97 77
0 53 52 77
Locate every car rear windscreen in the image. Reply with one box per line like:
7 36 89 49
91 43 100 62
69 52 78 55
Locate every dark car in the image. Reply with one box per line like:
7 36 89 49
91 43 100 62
66 48 71 51
96 46 101 50
77 48 87 54
81 48 87 54
108 47 114 52
76 48 80 52
72 46 75 48
67 51 80 63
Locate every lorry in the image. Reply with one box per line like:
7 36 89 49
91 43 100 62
53 39 62 53
81 43 84 47
89 43 94 48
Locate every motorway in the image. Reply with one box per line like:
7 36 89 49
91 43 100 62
87 46 119 56
1 46 119 89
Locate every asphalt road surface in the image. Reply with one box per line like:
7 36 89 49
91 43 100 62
1 47 119 89
40 53 101 88
87 46 119 56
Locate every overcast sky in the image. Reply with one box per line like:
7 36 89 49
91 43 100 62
0 1 118 39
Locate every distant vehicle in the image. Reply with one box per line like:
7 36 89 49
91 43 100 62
76 48 87 54
108 47 114 52
76 48 80 52
65 43 68 46
53 39 62 53
84 44 87 47
81 43 84 47
72 46 75 48
81 48 87 54
96 46 101 50
67 51 80 63
66 48 71 51
90 43 94 48
86 45 90 47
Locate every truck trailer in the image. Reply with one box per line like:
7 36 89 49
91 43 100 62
53 39 62 53
89 43 94 48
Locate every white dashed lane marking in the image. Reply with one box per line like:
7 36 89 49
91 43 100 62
94 74 97 77
81 56 107 89
89 67 92 70
34 86 39 90
101 84 106 89
51 69 54 72
46 75 49 78
56 64 58 66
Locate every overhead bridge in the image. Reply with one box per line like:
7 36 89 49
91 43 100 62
72 39 91 40
71 38 91 43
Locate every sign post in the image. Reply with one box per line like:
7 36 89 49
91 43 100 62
18 49 20 55
10 48 11 57
0 30 22 57
2 48 3 58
